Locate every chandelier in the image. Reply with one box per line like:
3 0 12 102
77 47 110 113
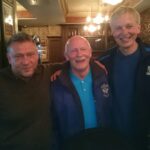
103 0 123 5
83 0 123 32
83 13 109 32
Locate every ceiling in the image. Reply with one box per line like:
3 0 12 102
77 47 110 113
16 0 150 26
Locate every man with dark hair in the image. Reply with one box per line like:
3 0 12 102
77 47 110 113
0 32 60 150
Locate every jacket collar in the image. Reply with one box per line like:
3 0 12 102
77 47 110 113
4 65 42 82
59 59 105 87
111 38 150 59
137 39 150 59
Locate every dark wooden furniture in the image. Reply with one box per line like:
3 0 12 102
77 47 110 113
46 24 115 63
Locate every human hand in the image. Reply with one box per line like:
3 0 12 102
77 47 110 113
50 70 61 81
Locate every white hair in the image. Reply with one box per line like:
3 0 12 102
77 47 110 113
64 35 91 57
110 6 141 25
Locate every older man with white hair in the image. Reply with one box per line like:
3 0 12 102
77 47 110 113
51 35 112 149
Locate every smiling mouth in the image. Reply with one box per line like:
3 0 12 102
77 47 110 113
75 59 86 63
120 35 132 41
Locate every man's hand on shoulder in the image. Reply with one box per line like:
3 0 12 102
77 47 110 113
50 70 61 81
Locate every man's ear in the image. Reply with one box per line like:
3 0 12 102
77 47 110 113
7 53 11 64
65 54 69 61
90 48 92 58
137 24 141 34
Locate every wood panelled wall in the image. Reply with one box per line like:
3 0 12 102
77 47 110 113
22 26 62 63
20 8 150 64
22 24 115 63
61 24 116 59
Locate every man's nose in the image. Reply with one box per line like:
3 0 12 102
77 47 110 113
22 55 30 64
76 49 82 56
121 27 128 34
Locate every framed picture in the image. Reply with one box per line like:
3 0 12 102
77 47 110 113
2 1 15 40
40 38 49 62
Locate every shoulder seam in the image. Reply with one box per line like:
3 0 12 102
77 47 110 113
145 47 150 52
99 55 111 61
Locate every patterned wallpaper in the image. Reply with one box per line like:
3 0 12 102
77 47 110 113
140 8 150 44
22 25 61 37
22 25 61 62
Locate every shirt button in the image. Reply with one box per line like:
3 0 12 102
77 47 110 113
83 89 86 91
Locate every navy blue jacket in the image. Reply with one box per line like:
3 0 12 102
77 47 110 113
98 39 150 150
51 60 112 144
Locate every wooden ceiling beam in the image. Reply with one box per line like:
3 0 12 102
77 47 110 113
17 10 34 19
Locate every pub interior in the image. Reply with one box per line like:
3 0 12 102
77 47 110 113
0 0 150 149
0 0 150 67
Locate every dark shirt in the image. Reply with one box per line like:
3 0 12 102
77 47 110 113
0 64 59 150
98 40 150 150
113 49 140 138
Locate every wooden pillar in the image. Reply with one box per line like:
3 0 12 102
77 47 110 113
0 0 3 68
0 0 16 68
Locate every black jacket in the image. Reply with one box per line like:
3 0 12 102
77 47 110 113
98 40 150 150
51 60 112 148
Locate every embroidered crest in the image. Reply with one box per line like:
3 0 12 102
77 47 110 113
146 66 150 75
101 83 109 97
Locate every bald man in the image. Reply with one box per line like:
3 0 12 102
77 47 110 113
51 35 112 148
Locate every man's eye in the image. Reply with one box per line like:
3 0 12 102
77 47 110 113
116 27 121 30
126 25 133 29
80 48 86 51
15 55 23 59
27 52 35 57
70 49 76 53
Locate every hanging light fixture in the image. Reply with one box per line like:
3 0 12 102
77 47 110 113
83 13 109 32
93 13 109 24
83 1 109 33
83 14 108 33
28 0 39 5
84 24 101 32
103 0 123 5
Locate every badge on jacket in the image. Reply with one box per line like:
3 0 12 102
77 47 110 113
101 83 109 97
146 66 150 75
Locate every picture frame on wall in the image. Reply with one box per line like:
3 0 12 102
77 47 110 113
40 38 49 62
2 1 15 41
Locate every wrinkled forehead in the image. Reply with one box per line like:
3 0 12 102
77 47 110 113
110 12 139 25
68 38 90 50
8 41 37 53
